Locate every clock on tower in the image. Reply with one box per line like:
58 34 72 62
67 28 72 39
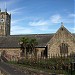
0 9 11 36
0 19 4 23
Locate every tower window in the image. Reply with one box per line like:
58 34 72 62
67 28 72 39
0 26 3 30
2 15 3 18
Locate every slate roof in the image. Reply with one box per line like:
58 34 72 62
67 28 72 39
0 34 54 48
0 33 75 48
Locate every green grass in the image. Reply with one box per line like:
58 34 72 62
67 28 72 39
72 71 75 75
7 57 74 75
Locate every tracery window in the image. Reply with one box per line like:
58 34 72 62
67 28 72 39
60 43 68 54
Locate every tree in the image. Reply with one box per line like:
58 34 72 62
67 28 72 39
19 37 29 57
28 38 38 57
19 37 38 58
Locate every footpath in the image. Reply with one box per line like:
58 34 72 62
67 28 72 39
0 62 26 75
0 61 64 75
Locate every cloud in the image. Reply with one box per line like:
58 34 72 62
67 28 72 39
70 27 75 33
68 14 75 17
11 12 75 34
29 20 49 26
8 7 26 14
11 16 39 25
37 26 49 31
0 0 16 10
50 14 61 23
11 25 32 35
0 0 24 15
39 26 48 31
11 18 26 24
29 14 62 27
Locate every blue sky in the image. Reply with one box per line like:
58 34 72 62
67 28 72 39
0 0 75 35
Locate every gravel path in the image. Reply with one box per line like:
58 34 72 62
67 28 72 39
0 62 26 75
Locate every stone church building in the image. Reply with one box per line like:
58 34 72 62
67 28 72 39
0 10 75 60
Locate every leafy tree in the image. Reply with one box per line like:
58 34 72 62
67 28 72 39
28 38 38 57
19 37 38 58
19 37 29 57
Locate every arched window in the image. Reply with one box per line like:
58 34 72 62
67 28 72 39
60 43 68 54
2 15 3 18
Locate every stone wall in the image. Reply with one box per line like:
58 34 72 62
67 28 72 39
0 48 20 61
0 11 11 36
35 48 45 57
47 26 75 57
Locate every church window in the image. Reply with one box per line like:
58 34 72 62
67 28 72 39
2 15 3 18
61 28 63 31
60 43 68 54
0 26 2 30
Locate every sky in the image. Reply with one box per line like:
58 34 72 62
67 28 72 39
0 0 75 35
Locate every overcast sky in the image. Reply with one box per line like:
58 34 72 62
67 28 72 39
0 0 75 35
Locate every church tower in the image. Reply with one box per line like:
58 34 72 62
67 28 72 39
0 9 11 36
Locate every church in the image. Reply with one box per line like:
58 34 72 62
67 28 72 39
0 10 75 61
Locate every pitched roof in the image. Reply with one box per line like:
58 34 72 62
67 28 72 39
47 25 75 45
0 33 75 48
0 34 54 48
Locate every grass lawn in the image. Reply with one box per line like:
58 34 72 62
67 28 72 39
7 57 75 75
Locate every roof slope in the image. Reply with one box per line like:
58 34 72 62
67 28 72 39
0 33 75 48
0 34 54 48
47 25 75 45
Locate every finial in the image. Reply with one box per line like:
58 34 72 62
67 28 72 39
61 22 64 27
5 2 7 12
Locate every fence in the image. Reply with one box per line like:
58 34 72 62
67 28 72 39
18 53 75 75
